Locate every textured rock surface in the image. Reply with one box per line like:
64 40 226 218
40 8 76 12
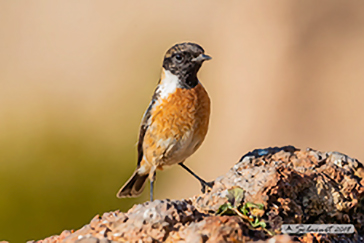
33 146 364 243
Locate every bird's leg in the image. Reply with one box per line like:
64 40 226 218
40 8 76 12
178 162 214 193
150 171 156 201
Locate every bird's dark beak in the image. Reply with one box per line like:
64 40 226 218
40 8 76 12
191 54 212 63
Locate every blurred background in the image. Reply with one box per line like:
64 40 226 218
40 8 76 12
1 1 364 241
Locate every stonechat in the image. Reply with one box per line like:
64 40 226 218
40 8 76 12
117 42 212 201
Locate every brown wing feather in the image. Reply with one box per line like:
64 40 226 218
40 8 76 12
137 86 160 166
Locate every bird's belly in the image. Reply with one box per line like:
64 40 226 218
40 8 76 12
143 84 210 169
157 130 199 167
145 108 203 168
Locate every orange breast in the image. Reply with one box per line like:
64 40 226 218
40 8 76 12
143 83 210 168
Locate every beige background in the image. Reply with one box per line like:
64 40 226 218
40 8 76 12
1 1 364 242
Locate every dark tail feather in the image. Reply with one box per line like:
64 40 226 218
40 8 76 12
117 170 148 198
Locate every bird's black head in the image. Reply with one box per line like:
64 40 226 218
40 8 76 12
163 42 211 88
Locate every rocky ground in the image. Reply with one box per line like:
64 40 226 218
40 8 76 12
30 146 364 242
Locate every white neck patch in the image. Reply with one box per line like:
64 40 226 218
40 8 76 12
158 70 180 99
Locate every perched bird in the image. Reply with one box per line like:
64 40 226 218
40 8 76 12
117 42 212 201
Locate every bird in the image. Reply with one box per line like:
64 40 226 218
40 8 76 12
117 42 212 201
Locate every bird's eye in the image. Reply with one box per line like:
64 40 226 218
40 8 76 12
174 54 184 63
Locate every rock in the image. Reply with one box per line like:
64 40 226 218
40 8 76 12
33 146 364 242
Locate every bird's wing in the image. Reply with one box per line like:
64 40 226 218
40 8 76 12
137 86 160 167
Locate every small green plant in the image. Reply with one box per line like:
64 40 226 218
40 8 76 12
217 187 272 235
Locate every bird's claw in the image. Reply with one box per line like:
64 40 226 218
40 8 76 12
200 181 214 193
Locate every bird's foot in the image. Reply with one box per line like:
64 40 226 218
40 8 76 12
200 180 214 193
